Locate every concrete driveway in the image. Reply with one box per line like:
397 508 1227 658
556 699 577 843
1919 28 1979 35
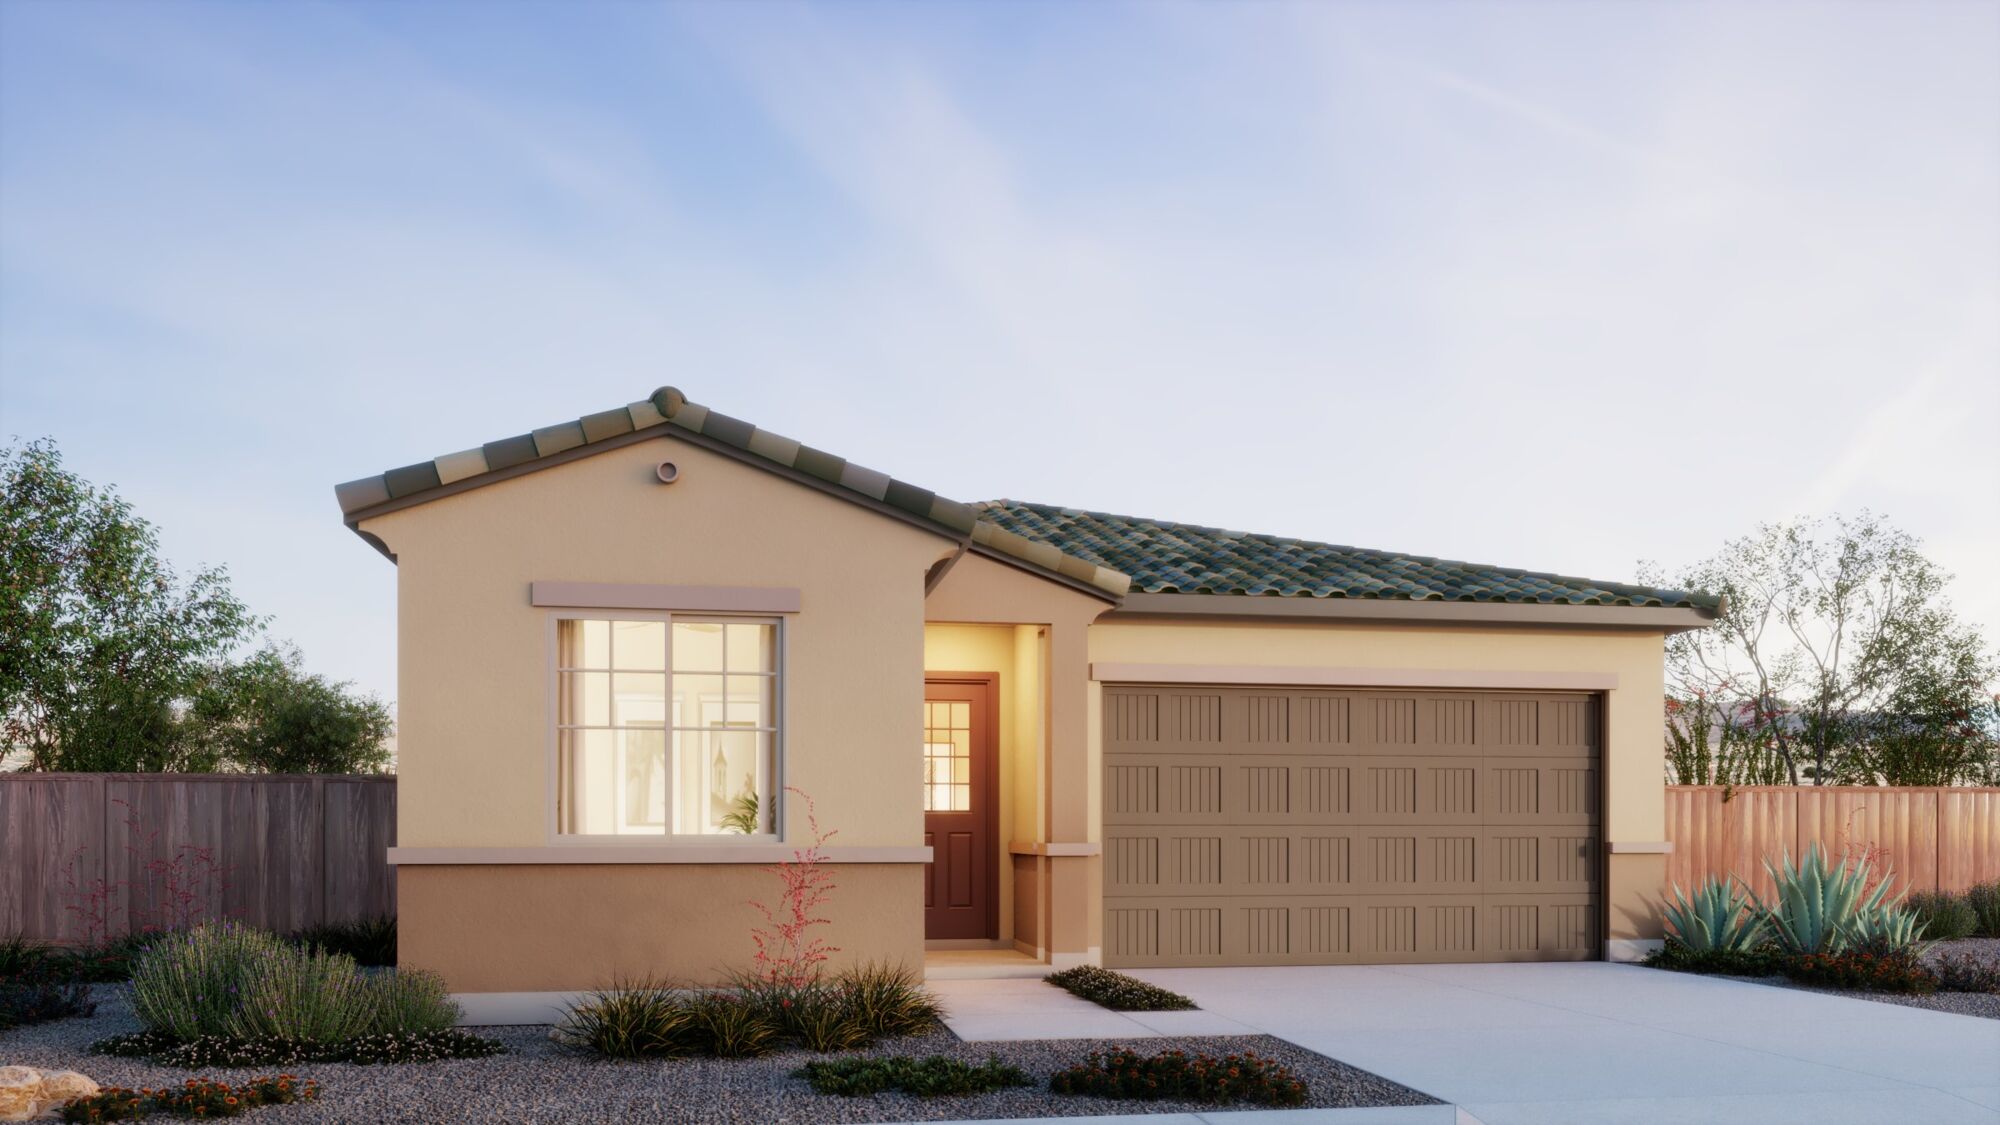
935 963 2000 1124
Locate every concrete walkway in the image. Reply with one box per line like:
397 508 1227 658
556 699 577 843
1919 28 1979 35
934 963 2000 1124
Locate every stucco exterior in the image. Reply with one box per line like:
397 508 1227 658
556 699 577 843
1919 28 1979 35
344 399 1695 1001
360 434 955 992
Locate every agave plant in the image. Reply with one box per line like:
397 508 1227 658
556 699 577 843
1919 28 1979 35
1663 876 1767 952
1760 843 1895 955
1846 902 1931 956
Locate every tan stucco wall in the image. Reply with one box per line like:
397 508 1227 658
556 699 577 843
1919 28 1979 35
400 864 922 991
361 436 952 849
1087 618 1671 945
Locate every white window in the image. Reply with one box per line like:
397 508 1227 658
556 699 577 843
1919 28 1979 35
554 616 779 837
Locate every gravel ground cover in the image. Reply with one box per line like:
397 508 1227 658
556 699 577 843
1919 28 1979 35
2 986 1440 1123
1724 938 2000 1020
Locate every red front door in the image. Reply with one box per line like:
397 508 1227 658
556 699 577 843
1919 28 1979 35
923 676 998 940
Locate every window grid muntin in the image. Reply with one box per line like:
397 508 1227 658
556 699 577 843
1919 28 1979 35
555 613 780 839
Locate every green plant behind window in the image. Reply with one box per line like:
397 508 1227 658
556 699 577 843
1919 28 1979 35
1663 876 1767 953
721 792 760 835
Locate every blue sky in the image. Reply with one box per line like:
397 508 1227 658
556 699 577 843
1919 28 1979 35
3 1 1996 704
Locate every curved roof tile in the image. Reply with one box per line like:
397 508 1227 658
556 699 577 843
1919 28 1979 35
975 499 1718 609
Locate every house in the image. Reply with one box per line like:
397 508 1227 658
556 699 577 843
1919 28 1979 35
336 387 1717 1020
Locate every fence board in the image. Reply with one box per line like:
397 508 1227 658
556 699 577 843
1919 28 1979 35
1667 785 2000 899
0 774 394 942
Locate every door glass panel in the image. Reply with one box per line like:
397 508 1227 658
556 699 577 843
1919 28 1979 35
922 697 972 812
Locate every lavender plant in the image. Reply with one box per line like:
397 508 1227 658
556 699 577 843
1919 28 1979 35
130 922 284 1041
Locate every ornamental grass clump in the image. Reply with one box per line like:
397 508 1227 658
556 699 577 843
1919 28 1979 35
834 962 943 1038
557 964 941 1060
223 946 372 1043
1901 891 1978 942
550 980 703 1060
113 923 494 1067
363 967 457 1034
1050 1046 1309 1107
1966 881 2000 938
287 915 395 967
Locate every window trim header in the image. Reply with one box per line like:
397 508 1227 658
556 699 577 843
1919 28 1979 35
531 581 801 614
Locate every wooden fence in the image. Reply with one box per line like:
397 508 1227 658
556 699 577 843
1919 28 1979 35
0 773 396 943
1666 785 2000 900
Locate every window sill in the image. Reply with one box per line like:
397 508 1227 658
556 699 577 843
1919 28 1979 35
387 844 934 865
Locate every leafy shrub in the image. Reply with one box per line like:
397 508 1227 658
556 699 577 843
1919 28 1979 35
0 934 62 979
832 962 943 1038
796 1055 1031 1097
91 1029 503 1067
1644 941 1787 977
551 980 702 1059
1784 951 1937 993
1929 952 2000 994
1663 877 1767 952
288 915 395 968
1045 966 1197 1012
1762 844 1897 955
0 969 97 1030
1901 891 1978 942
1967 882 2000 938
51 932 169 985
1050 1046 1308 1107
58 1075 319 1121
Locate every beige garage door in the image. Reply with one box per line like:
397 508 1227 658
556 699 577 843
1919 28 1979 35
1103 685 1601 967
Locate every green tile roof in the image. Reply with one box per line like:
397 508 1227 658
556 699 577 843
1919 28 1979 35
974 500 1719 609
334 388 1133 597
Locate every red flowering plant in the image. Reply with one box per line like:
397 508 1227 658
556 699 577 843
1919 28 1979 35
745 786 840 990
62 799 234 943
1050 1046 1309 1106
59 1075 319 1121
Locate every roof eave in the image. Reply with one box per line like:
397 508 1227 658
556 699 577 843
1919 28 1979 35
1107 591 1719 633
336 418 1128 603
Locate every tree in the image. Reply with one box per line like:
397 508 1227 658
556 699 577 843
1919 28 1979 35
2 439 258 771
194 644 393 774
1649 513 1998 786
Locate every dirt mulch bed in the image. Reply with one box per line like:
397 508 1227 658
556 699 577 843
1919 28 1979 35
1722 938 2000 1021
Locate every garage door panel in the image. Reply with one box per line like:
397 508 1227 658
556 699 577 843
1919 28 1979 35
1482 759 1599 826
1107 753 1524 826
1104 685 1601 968
1105 827 1596 898
1102 893 1599 968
